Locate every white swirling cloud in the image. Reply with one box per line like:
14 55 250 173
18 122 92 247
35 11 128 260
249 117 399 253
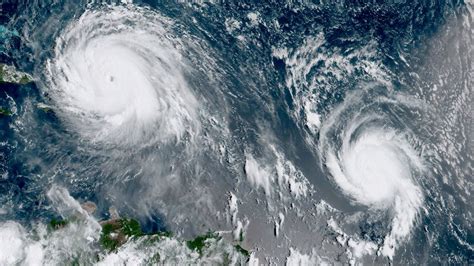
45 5 199 145
319 91 426 259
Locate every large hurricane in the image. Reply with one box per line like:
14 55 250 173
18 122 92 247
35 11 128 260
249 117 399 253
45 6 199 145
319 89 427 258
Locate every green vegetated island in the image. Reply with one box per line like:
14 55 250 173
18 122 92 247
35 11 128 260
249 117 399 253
0 64 52 116
49 203 251 264
0 63 32 85
0 63 33 116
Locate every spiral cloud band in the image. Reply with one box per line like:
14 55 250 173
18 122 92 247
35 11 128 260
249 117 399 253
45 5 199 144
319 91 425 259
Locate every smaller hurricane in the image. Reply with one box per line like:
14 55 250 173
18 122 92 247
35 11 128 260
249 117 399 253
45 5 199 145
319 89 426 259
